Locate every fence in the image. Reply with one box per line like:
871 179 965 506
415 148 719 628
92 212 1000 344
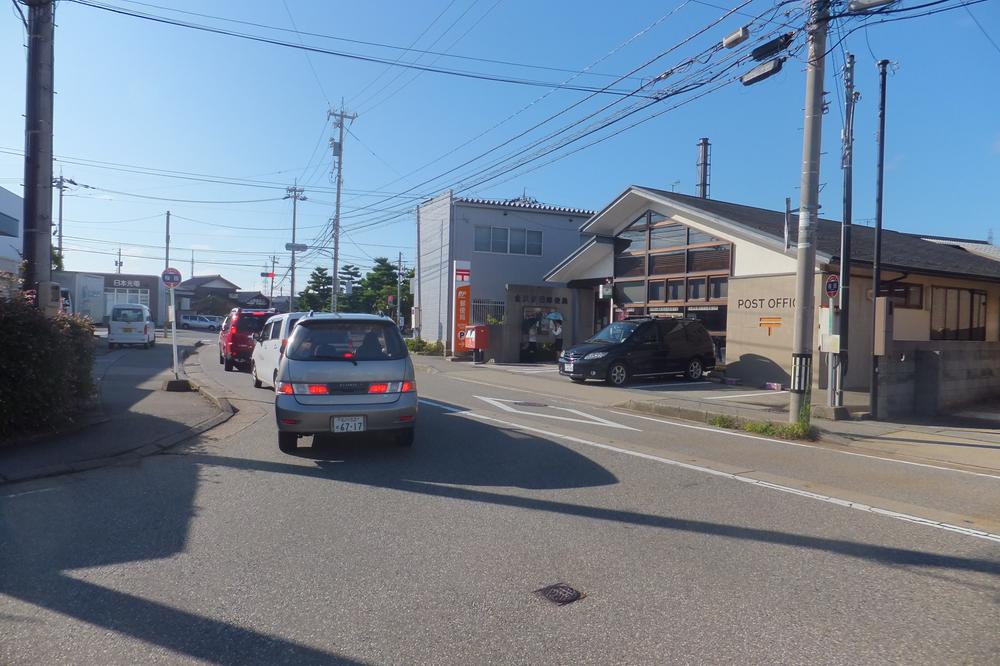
471 298 505 325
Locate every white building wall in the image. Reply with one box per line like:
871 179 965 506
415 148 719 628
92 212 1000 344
0 186 23 274
416 192 453 343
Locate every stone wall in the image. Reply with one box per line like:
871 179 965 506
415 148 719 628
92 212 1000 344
877 340 1000 418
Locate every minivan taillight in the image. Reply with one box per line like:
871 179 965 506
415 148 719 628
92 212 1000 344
276 382 294 395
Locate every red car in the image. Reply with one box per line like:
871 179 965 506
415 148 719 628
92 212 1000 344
219 308 274 372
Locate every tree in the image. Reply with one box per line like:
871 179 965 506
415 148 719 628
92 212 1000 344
352 258 413 324
51 248 63 272
297 266 332 312
337 263 362 312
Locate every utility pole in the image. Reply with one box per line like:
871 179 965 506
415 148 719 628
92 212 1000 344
285 184 306 309
21 0 55 300
329 102 357 312
269 255 277 302
115 247 123 274
190 249 194 277
164 210 171 271
788 0 829 424
835 53 859 407
396 251 403 326
870 59 890 419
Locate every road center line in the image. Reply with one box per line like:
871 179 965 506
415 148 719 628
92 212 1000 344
417 401 1000 544
609 410 1000 481
3 487 57 499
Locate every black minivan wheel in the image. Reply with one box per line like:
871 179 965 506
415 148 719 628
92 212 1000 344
394 429 415 447
606 362 630 387
685 358 704 381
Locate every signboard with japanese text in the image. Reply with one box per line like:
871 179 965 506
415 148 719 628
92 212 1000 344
452 260 471 355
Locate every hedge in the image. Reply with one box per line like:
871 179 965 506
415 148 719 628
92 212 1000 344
0 296 96 441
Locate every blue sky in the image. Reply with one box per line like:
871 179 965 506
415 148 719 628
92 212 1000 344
1 0 998 294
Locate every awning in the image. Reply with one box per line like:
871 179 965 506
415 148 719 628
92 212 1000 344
545 236 613 283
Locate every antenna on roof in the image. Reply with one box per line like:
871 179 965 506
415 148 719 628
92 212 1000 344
989 228 995 245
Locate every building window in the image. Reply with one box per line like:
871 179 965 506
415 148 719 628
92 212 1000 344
648 250 686 275
687 245 730 272
614 281 645 304
526 230 542 256
709 276 728 299
648 280 665 302
879 281 922 309
474 226 491 252
686 306 726 332
667 279 684 301
491 227 508 253
931 287 986 341
688 228 721 245
615 255 644 278
509 228 526 254
687 277 706 300
649 224 687 250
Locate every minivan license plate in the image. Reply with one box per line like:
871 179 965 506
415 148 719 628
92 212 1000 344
122 327 133 333
332 416 365 433
563 363 574 373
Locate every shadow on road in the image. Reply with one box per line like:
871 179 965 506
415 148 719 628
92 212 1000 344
2 393 997 665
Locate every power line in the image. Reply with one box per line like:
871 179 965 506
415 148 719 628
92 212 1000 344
111 0 643 81
963 2 1000 56
64 0 658 98
279 0 331 105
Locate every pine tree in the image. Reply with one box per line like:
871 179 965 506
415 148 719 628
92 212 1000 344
297 266 332 312
337 263 363 311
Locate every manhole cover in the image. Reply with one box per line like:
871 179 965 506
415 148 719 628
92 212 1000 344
535 583 585 606
513 401 548 408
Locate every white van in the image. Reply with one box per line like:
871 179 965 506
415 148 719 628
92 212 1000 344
250 311 307 389
108 303 156 349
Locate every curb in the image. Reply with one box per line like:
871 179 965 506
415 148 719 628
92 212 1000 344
0 350 236 487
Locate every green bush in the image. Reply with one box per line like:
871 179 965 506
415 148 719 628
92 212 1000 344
426 341 445 356
707 412 817 441
405 337 428 353
0 297 96 441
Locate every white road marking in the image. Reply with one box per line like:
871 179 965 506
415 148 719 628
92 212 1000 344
418 401 1000 543
475 396 639 431
609 410 1000 481
703 390 789 400
417 398 463 413
3 487 57 499
449 375 599 406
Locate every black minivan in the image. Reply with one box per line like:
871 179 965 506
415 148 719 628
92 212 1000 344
558 317 716 386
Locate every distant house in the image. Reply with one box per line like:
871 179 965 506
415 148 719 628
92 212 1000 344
175 275 241 314
235 290 270 308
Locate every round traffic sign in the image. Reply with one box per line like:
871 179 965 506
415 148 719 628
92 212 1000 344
825 273 840 299
162 267 182 289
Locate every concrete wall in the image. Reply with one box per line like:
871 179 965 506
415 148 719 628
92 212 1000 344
451 203 588 302
415 192 452 343
0 186 22 274
877 340 1000 418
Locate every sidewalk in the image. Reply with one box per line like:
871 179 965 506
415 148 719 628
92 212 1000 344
0 336 229 485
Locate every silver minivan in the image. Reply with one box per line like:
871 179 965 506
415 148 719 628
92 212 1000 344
274 314 417 452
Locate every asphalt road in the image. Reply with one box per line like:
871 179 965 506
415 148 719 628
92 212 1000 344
1 344 998 665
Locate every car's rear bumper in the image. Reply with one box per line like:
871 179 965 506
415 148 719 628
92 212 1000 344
275 392 418 434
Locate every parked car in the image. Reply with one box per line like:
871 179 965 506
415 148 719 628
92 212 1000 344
108 303 156 349
274 313 417 452
218 307 274 371
250 311 308 389
180 314 219 331
558 317 716 386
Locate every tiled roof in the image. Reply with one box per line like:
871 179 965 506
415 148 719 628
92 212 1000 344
454 196 594 217
640 188 1000 282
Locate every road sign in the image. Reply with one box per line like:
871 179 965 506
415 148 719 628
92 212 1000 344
161 267 182 289
825 273 840 299
285 243 308 252
260 271 275 278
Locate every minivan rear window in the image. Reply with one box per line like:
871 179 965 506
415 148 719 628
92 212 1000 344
235 315 268 333
112 307 145 323
286 320 407 361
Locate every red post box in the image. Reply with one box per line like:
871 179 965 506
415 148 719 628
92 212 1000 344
463 324 489 351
